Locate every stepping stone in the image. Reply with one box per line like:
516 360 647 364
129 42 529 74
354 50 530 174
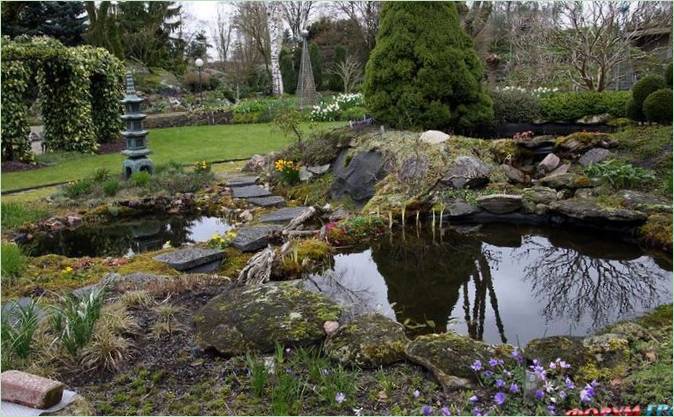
231 185 271 199
260 206 312 224
226 176 259 187
231 225 281 252
154 247 224 272
247 196 286 207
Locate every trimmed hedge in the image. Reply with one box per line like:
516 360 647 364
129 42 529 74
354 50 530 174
491 89 542 124
643 88 673 125
630 75 666 121
539 91 630 122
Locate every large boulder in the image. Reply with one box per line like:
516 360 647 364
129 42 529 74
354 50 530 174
548 198 647 224
405 332 490 391
330 150 387 203
443 199 481 218
525 336 594 371
578 148 612 167
324 314 409 368
194 282 342 355
441 156 491 189
476 194 523 214
582 333 630 369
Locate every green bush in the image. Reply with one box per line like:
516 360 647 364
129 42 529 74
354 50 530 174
49 287 105 356
1 202 49 229
630 75 666 121
1 298 40 360
102 178 120 196
625 98 642 121
491 89 542 123
539 91 630 121
339 106 368 121
362 2 492 130
63 178 94 198
1 243 26 283
643 88 673 125
92 168 111 183
130 171 151 187
585 159 656 189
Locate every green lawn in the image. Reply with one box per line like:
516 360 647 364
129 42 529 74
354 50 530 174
1 122 343 192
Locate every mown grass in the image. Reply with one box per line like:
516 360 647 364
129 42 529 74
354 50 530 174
1 122 344 192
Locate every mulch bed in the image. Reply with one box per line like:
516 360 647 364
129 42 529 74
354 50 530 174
97 141 126 154
1 160 44 173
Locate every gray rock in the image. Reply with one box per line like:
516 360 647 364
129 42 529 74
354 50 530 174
525 336 595 372
444 199 481 218
154 247 225 272
578 148 611 167
231 225 282 252
399 155 429 183
548 198 647 224
420 130 450 144
515 135 555 149
247 196 286 207
501 164 529 184
549 163 570 176
476 194 523 214
618 190 671 212
242 154 267 173
226 176 259 187
441 156 491 189
260 206 313 224
324 314 409 368
232 185 272 198
299 166 313 182
576 113 611 125
538 173 593 189
537 153 560 174
327 207 350 222
307 164 331 175
330 150 387 203
193 282 342 355
522 186 558 205
1 298 45 324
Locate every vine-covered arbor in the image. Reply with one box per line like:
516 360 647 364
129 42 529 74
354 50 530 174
1 36 125 161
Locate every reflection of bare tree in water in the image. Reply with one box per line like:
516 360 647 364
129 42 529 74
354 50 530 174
305 269 383 319
461 250 508 343
516 237 666 328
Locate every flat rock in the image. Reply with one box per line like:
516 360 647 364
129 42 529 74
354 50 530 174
549 163 570 176
618 190 671 212
226 176 259 187
578 148 612 167
153 247 224 272
324 314 409 368
515 135 555 149
420 130 450 144
193 282 342 355
501 164 529 184
443 199 481 218
405 332 490 391
247 196 286 207
231 185 271 199
476 194 523 214
441 156 491 189
538 173 593 189
525 336 594 372
548 198 647 223
576 113 611 125
231 225 282 252
330 150 387 203
1 297 45 323
260 207 312 224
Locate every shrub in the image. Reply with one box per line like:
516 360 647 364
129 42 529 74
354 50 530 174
584 159 656 189
92 168 111 183
363 2 492 130
1 202 49 229
630 75 666 121
491 88 542 123
102 179 120 196
63 178 93 199
667 63 673 88
151 171 212 194
539 91 630 121
49 286 105 356
625 98 642 121
1 298 40 360
130 171 151 187
1 243 26 284
339 106 368 121
643 89 673 125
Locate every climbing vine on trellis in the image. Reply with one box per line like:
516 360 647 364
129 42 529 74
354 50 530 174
1 37 124 161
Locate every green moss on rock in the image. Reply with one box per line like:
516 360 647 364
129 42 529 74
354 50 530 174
525 336 595 372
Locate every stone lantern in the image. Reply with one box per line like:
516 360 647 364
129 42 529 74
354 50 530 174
121 72 153 178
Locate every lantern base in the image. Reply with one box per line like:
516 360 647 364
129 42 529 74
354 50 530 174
123 157 154 178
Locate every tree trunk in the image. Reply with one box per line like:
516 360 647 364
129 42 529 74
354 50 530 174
268 2 284 96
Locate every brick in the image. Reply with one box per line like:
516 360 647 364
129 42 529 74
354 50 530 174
1 370 64 409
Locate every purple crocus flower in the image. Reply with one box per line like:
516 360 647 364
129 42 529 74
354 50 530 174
472 407 483 416
422 405 433 416
413 389 420 398
481 370 494 379
441 406 451 416
559 390 567 400
494 392 506 406
509 383 519 393
564 377 575 390
470 360 482 372
335 392 346 404
469 395 479 403
580 384 595 403
512 349 524 364
559 360 571 369
535 390 545 401
488 358 499 367
547 404 557 415
549 361 557 369
495 379 505 389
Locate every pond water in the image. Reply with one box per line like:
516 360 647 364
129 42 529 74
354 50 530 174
305 224 672 345
22 216 231 258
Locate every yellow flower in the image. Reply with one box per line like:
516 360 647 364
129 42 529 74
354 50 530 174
64 266 73 273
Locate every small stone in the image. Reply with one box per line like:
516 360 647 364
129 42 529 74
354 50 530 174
476 194 523 214
537 153 560 174
501 164 529 184
307 164 331 175
242 154 266 173
420 130 450 144
66 215 82 227
299 166 313 182
548 163 570 176
576 113 611 125
323 320 340 336
239 210 253 222
578 148 612 167
538 173 593 190
1 370 65 409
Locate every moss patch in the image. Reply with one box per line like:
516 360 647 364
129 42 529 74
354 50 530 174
278 238 333 277
639 214 673 252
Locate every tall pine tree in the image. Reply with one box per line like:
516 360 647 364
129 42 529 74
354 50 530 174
363 2 493 131
2 1 86 46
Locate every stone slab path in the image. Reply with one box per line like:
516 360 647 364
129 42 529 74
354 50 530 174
226 176 259 187
231 185 272 199
231 225 282 252
154 247 224 272
247 196 286 207
260 206 312 224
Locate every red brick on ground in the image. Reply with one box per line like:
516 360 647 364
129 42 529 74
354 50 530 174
1 370 64 409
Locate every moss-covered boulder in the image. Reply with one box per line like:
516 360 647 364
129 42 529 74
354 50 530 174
193 282 342 355
525 336 595 371
324 313 409 368
405 332 490 391
538 173 593 190
583 333 630 369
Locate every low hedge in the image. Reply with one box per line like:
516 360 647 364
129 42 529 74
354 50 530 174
643 88 673 125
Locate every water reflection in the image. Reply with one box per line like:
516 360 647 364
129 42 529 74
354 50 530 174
22 216 231 258
308 224 672 344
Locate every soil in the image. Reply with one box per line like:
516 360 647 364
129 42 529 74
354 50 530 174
96 141 126 155
1 160 45 173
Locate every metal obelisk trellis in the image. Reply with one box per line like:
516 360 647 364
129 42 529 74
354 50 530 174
296 30 317 109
